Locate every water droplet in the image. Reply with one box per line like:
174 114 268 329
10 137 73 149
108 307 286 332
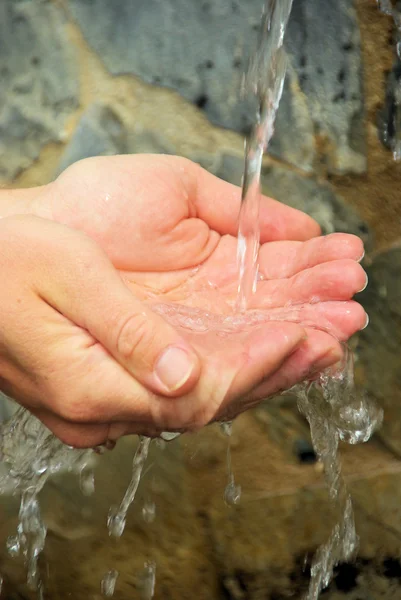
80 468 95 496
101 569 118 597
224 480 242 506
142 500 156 524
107 507 126 538
6 535 20 557
160 432 181 442
139 561 156 599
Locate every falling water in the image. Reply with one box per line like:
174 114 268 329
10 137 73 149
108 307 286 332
101 569 119 597
220 421 241 505
139 560 157 599
293 348 382 599
236 0 293 311
107 436 152 538
0 407 92 590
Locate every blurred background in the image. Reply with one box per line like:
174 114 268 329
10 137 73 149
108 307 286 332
1 0 401 598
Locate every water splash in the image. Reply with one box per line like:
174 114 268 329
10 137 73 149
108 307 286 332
237 0 293 311
294 347 382 599
107 436 151 538
0 407 92 589
220 422 241 506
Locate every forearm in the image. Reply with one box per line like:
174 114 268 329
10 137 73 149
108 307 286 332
0 185 49 218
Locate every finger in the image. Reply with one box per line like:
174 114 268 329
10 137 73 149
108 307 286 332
191 161 321 241
258 233 365 280
212 322 306 421
4 215 201 398
251 259 368 308
0 288 157 424
246 300 368 341
248 329 343 402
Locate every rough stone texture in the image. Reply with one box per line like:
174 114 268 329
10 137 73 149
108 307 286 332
56 104 127 176
0 0 79 181
67 0 365 174
214 153 373 248
356 246 401 457
56 103 180 176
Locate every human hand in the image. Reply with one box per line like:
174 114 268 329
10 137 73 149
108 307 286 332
0 155 367 446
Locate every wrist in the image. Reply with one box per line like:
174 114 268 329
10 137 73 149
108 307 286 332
0 185 50 219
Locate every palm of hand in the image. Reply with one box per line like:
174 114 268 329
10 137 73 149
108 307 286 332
35 155 367 430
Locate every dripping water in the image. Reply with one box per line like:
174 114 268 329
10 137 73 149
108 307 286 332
220 421 241 506
107 436 151 538
101 569 119 597
0 407 92 590
294 347 382 599
139 560 156 599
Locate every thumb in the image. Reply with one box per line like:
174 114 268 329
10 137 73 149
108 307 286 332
25 217 201 397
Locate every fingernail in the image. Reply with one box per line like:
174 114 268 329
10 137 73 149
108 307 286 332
362 312 369 330
358 273 369 293
155 346 196 392
357 250 365 263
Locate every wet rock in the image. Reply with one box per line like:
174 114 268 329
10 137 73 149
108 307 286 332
378 58 401 157
215 153 372 247
356 246 401 456
67 0 365 174
286 0 366 174
0 0 79 181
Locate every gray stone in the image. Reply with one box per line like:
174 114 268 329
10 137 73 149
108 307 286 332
0 0 79 181
56 103 177 175
56 104 127 176
215 153 372 248
67 0 365 174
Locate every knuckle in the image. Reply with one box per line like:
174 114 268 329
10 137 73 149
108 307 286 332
115 312 156 366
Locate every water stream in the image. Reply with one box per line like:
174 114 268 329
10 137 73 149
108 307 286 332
234 1 384 596
237 0 292 311
107 436 152 538
220 421 242 506
295 347 382 599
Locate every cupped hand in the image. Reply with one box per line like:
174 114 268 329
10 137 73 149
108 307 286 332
0 155 367 447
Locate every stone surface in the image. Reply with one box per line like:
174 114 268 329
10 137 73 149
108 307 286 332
56 104 127 176
56 102 178 174
214 153 372 247
356 246 401 457
67 0 365 174
0 0 79 181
